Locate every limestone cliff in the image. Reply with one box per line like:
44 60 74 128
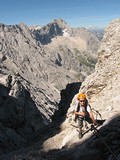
80 18 120 119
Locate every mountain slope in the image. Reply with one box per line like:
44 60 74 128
86 26 104 40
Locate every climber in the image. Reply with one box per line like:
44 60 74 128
74 93 97 139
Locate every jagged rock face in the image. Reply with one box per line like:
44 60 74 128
80 18 120 119
0 23 59 153
0 74 58 153
0 22 61 121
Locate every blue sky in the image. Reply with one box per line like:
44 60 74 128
0 0 120 28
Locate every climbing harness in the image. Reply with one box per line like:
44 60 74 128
91 125 118 160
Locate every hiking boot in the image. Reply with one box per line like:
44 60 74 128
79 132 83 139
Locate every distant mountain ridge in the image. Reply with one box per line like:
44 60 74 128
31 18 103 45
86 25 104 40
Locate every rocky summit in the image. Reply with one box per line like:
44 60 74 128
1 18 120 160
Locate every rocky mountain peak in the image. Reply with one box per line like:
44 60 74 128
31 18 70 45
51 18 69 29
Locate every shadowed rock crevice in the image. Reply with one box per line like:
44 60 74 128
52 82 81 123
29 82 82 146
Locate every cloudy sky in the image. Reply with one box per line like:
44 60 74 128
0 0 120 28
